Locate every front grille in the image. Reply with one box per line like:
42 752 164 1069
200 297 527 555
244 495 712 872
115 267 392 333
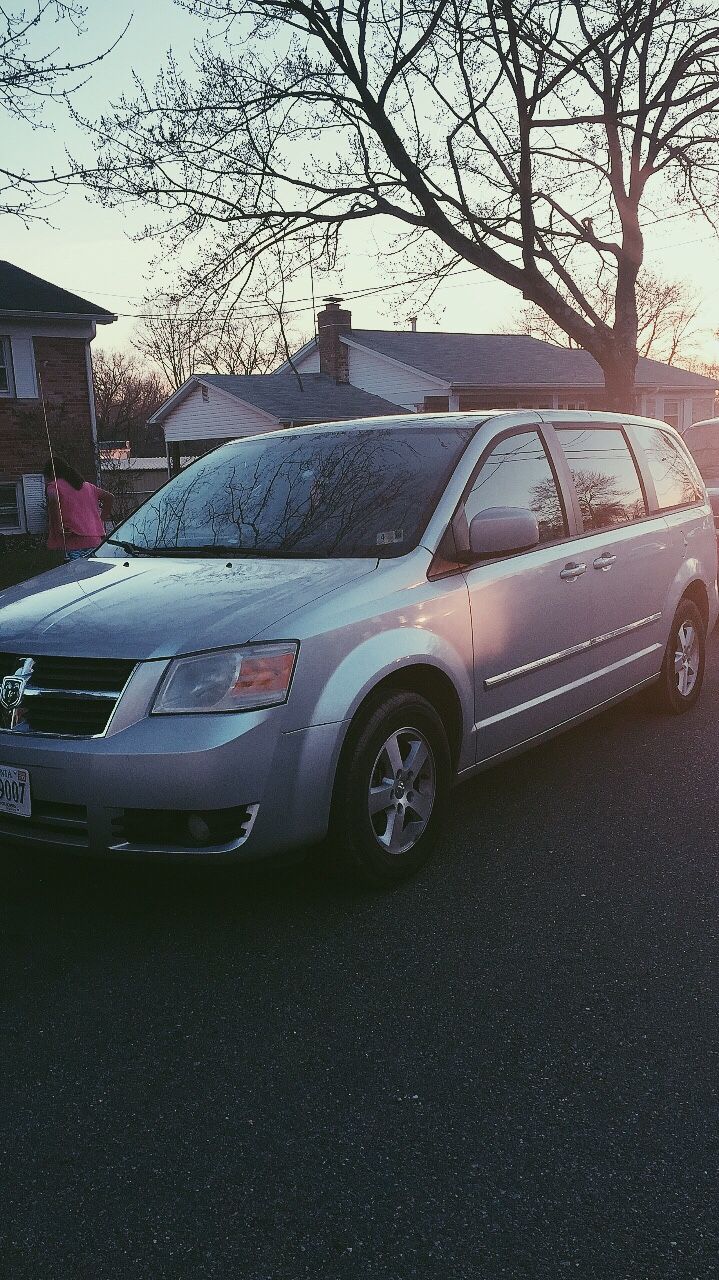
0 654 137 737
0 799 89 848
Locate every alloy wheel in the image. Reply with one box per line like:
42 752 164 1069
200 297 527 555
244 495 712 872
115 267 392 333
367 726 436 855
674 620 700 697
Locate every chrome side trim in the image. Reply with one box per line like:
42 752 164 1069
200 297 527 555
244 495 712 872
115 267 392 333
22 687 119 701
483 612 662 690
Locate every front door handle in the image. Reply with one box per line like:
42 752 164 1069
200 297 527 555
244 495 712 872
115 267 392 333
593 552 618 571
560 561 587 580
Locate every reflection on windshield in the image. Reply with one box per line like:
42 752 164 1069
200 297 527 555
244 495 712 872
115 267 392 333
111 428 475 558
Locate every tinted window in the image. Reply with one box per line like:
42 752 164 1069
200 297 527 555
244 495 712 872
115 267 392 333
675 424 719 486
635 425 703 508
465 431 567 543
110 427 475 559
557 427 646 531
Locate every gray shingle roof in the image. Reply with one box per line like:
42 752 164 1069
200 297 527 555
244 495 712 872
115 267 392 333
201 372 405 420
349 330 716 390
0 260 116 321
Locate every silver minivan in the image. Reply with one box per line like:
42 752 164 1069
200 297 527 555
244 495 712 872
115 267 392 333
0 410 715 884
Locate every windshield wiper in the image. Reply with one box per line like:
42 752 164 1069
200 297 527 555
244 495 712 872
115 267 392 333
155 546 291 558
105 538 168 557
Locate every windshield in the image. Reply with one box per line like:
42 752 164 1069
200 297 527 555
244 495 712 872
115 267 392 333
108 427 475 558
684 425 719 482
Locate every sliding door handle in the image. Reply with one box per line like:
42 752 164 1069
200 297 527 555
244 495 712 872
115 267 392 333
560 561 587 580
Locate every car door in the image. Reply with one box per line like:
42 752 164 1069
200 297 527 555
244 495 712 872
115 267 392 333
461 427 606 764
546 421 683 704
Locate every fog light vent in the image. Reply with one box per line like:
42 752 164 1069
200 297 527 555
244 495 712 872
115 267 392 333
114 805 259 853
187 814 211 844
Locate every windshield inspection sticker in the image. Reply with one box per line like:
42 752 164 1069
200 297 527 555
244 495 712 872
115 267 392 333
377 529 404 546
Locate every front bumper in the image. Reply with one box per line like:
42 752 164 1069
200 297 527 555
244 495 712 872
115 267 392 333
0 709 347 861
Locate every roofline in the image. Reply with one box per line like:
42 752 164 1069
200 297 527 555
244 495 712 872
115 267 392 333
148 377 199 424
150 374 283 429
273 336 318 374
201 379 280 426
0 307 117 323
341 336 451 390
447 380 718 392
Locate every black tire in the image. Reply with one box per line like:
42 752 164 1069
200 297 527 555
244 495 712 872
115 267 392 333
330 691 451 887
650 598 706 714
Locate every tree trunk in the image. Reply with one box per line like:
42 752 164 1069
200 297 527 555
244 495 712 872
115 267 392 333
600 351 638 414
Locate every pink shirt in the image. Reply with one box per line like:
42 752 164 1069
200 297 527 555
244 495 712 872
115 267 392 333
46 478 113 551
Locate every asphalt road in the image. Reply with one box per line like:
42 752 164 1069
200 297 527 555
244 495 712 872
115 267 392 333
2 640 719 1280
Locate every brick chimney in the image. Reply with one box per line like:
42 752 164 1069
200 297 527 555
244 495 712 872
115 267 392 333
317 296 351 382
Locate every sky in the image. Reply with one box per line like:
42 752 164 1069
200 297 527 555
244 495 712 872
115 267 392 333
3 0 719 363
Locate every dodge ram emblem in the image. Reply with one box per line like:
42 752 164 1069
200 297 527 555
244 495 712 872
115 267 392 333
0 658 34 722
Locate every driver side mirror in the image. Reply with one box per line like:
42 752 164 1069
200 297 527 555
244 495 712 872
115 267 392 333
468 506 540 557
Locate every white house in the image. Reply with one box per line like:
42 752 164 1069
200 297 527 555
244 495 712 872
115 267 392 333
149 298 717 472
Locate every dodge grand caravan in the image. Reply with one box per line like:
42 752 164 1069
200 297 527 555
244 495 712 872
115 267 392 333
0 411 715 884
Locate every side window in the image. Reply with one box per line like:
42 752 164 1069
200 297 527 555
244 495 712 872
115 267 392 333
556 427 646 531
465 431 567 544
635 425 704 509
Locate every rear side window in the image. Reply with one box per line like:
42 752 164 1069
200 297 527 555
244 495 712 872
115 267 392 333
636 425 705 507
464 430 567 543
556 427 646 531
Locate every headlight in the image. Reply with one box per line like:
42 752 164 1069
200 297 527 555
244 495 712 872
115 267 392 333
152 642 298 714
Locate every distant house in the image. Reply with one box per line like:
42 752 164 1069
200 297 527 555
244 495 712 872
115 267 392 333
283 301 717 430
150 371 404 474
150 298 717 472
0 260 116 535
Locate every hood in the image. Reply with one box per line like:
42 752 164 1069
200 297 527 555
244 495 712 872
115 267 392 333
0 554 377 659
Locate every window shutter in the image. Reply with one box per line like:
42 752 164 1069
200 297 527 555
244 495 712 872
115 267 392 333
9 337 38 398
21 473 47 534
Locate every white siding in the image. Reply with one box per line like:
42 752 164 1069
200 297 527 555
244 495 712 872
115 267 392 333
293 344 320 372
22 473 46 533
345 343 447 409
163 384 279 442
10 336 38 398
637 392 714 433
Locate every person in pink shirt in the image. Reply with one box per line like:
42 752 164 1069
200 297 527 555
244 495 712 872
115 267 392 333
44 455 114 561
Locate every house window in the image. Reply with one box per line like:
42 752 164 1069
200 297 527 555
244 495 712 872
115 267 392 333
557 399 588 411
663 399 680 430
0 338 14 397
0 481 23 529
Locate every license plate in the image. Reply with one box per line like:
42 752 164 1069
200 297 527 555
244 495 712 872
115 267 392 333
0 765 31 818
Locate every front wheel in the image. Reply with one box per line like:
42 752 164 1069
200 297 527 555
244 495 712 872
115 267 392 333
650 598 706 714
330 691 451 886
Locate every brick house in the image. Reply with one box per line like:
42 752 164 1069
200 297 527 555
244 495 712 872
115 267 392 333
0 260 116 535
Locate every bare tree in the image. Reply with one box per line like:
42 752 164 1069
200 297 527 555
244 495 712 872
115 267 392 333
513 271 703 365
92 349 167 448
80 0 719 411
132 295 301 387
1 1 125 222
131 297 208 390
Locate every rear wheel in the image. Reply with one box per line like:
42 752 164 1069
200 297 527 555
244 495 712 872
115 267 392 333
330 691 451 886
650 598 705 714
